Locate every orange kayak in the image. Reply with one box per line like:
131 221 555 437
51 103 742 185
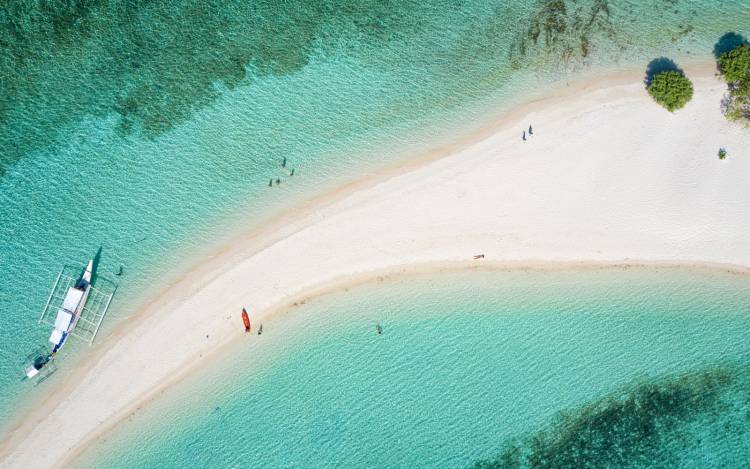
242 308 251 333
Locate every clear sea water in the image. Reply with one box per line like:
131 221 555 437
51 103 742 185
75 268 750 467
1 0 749 464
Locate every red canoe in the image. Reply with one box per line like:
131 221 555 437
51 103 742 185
242 308 251 333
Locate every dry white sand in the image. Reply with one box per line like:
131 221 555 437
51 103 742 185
2 64 750 468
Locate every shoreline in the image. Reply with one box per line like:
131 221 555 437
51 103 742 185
71 58 719 340
69 259 750 466
3 60 750 467
100 58 722 323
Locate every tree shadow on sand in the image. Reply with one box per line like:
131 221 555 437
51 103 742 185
713 32 749 59
644 58 684 86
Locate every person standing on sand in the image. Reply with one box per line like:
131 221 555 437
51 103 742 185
522 130 526 141
529 125 533 135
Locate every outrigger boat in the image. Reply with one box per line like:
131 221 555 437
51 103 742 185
22 258 116 384
23 260 94 381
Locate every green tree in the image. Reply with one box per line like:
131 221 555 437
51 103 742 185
647 70 694 112
717 44 750 124
719 44 750 83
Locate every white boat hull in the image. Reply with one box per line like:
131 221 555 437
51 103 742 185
48 260 93 351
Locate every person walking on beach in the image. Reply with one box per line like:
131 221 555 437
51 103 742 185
522 130 526 141
528 125 533 135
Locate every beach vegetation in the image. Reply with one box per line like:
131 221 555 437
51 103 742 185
646 70 694 112
717 44 750 124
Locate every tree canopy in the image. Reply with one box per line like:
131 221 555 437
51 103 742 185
719 44 750 83
646 70 694 112
718 44 750 124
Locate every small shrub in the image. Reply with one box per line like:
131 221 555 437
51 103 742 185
647 70 694 112
718 148 727 160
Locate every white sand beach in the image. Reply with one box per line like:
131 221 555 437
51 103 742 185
2 64 750 467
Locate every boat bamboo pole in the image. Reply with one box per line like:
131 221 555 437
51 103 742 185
39 268 64 324
90 288 115 344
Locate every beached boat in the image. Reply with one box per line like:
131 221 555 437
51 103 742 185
23 261 93 380
242 307 251 333
47 260 93 354
24 259 116 382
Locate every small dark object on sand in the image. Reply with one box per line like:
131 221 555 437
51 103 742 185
290 168 295 176
473 254 485 259
258 324 263 335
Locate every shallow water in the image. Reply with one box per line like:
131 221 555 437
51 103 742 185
76 268 750 467
0 0 749 445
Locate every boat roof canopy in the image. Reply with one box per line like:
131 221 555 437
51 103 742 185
25 366 40 379
54 309 73 331
62 287 85 312
49 329 64 346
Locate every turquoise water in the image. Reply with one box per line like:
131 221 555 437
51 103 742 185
76 268 750 467
1 0 749 449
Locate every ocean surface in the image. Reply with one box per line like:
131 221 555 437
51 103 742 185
75 268 750 467
0 0 749 461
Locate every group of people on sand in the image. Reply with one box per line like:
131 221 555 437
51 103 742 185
522 124 533 141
